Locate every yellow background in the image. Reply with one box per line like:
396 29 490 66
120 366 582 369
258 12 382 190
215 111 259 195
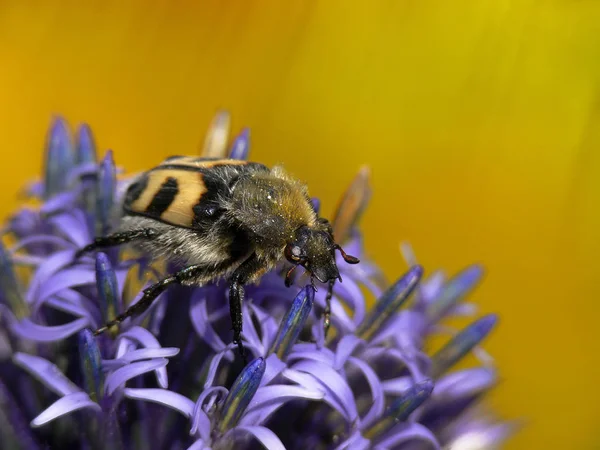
0 1 598 448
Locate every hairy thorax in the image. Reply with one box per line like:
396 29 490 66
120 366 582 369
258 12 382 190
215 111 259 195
226 169 317 249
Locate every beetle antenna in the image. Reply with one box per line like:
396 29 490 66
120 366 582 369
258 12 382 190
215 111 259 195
334 244 360 264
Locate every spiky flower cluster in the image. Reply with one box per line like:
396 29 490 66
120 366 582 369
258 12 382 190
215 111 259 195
0 114 514 449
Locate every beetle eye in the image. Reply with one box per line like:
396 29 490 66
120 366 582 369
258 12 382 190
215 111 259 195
285 244 303 263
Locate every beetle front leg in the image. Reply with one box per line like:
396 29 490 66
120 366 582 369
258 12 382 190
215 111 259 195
94 264 204 335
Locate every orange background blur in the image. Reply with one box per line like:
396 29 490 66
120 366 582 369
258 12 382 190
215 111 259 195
0 2 599 448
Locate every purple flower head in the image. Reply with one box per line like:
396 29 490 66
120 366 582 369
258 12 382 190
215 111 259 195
0 115 517 449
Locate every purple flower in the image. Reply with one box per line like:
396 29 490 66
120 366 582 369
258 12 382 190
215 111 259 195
0 114 517 449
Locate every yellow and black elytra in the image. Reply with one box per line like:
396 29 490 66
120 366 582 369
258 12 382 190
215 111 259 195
77 156 359 359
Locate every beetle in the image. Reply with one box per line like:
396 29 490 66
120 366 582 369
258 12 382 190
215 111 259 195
77 156 359 358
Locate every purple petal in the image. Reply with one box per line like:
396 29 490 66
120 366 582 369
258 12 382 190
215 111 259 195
40 190 81 215
288 345 334 365
10 235 73 253
105 359 168 395
26 250 78 302
333 276 366 326
289 360 358 421
34 269 97 308
115 337 135 359
347 357 384 428
311 197 320 213
250 385 325 409
366 313 431 380
101 360 127 371
335 431 371 450
419 270 446 304
350 264 386 299
247 302 278 334
118 326 161 350
190 297 229 352
329 296 355 332
47 211 91 248
10 315 89 342
191 386 228 439
334 335 363 370
261 353 286 386
238 403 286 428
204 347 234 388
446 422 517 449
225 426 285 450
373 422 440 450
8 208 40 237
229 128 250 160
118 347 180 362
242 305 265 354
448 302 478 317
45 291 96 325
186 439 210 450
67 162 98 184
241 385 324 426
31 392 100 428
194 386 229 418
369 310 426 347
362 346 428 381
12 352 80 396
123 388 194 418
11 254 45 266
381 376 413 395
25 181 44 199
247 302 279 349
311 318 326 349
190 408 211 441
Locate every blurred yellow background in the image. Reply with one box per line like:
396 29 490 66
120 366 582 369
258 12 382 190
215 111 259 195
0 1 599 448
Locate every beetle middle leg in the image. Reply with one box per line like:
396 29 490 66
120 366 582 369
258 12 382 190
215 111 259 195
229 253 264 363
93 264 204 336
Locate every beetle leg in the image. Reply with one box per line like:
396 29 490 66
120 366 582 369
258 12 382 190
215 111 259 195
75 228 158 258
93 264 203 335
229 253 263 364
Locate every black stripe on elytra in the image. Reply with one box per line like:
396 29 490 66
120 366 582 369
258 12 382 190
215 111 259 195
191 170 227 230
123 174 149 207
146 177 179 217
